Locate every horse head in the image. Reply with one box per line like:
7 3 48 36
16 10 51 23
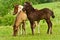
22 2 34 12
13 4 23 15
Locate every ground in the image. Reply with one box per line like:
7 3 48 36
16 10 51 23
0 2 60 40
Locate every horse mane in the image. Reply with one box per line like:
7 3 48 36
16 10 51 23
24 2 35 11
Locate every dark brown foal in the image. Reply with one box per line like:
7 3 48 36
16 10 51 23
22 2 55 35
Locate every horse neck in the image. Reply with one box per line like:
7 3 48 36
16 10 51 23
18 11 26 15
20 11 25 14
26 6 35 13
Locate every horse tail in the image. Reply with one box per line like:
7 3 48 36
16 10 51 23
51 11 55 18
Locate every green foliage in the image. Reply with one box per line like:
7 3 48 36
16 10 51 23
0 0 22 16
0 14 15 26
0 24 60 40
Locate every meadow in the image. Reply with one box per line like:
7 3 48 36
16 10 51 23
0 2 60 40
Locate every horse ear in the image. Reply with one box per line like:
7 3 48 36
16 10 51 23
13 4 18 7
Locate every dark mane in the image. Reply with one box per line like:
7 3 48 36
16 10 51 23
23 2 35 13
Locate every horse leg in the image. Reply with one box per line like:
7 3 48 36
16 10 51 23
13 24 19 36
18 24 22 35
37 21 40 33
46 19 52 34
30 21 35 35
13 19 22 36
22 21 26 35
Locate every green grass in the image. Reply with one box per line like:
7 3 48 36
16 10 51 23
0 2 60 40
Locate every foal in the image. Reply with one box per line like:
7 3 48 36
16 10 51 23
13 4 27 36
13 4 41 36
22 2 55 35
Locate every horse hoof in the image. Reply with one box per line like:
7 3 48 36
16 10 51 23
47 32 49 34
32 33 34 35
50 32 52 34
13 34 17 36
13 35 16 36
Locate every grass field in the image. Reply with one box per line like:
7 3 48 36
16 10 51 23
0 2 60 40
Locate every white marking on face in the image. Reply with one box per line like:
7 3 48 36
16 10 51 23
17 5 23 13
